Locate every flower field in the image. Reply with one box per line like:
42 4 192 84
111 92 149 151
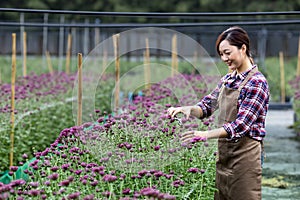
0 70 219 199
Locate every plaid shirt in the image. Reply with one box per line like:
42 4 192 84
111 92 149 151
197 66 269 141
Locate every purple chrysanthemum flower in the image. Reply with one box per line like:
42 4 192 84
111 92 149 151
102 191 111 197
22 153 28 160
48 173 59 180
29 182 39 188
122 188 131 194
28 189 40 196
9 166 18 172
190 136 207 143
187 167 199 173
90 180 98 186
102 174 117 182
59 180 70 187
83 194 94 200
61 163 70 170
50 166 59 172
154 145 160 151
67 192 81 199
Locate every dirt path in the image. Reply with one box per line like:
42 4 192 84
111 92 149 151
262 109 300 200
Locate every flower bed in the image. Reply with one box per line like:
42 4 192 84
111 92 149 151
0 74 218 199
0 72 76 171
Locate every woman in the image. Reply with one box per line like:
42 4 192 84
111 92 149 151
168 26 269 200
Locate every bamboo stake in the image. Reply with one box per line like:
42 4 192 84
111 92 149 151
144 38 151 92
77 53 82 126
279 51 286 103
297 36 300 77
113 34 120 110
23 31 27 77
102 50 107 74
192 50 198 75
10 33 16 167
66 33 72 75
46 51 54 75
171 34 178 77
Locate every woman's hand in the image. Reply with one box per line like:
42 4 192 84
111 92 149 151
167 106 193 119
180 130 207 144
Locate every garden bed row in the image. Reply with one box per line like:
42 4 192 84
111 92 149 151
0 72 218 199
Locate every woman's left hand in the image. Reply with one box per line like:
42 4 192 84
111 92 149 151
180 130 207 144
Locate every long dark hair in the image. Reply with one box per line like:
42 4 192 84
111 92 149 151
216 26 254 64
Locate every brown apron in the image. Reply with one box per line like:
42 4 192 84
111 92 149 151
214 67 262 200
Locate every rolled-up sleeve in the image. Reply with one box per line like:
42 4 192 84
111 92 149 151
223 79 269 140
197 80 224 119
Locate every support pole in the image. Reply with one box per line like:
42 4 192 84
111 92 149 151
279 51 286 103
171 34 178 77
144 38 151 92
10 33 17 167
23 31 27 77
66 33 72 74
113 34 120 110
46 51 54 75
77 53 83 126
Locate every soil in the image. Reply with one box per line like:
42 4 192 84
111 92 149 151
262 109 300 200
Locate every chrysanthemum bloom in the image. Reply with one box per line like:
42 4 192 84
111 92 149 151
67 192 81 199
190 136 207 143
44 181 51 186
90 180 98 186
29 182 39 188
9 166 18 172
102 191 111 197
75 170 83 175
122 188 131 194
50 166 59 172
140 187 160 197
48 173 59 180
102 174 117 182
22 154 28 160
172 179 185 188
59 180 70 187
83 194 94 200
154 145 160 151
187 167 199 173
28 189 40 196
61 163 70 170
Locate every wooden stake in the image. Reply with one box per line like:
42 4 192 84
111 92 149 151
102 50 107 74
297 36 300 77
171 34 178 77
144 38 151 92
66 33 72 74
113 34 120 110
279 51 286 103
10 33 16 167
77 53 82 126
46 51 54 75
23 31 27 77
192 50 198 75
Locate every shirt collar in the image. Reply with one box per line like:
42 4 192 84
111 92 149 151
230 65 256 80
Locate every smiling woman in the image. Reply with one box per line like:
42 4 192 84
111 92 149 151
168 26 270 200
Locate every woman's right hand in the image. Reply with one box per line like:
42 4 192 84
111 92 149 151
167 106 194 119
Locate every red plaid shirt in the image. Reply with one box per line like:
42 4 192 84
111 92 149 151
197 66 269 141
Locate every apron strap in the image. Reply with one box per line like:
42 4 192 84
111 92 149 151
238 66 258 92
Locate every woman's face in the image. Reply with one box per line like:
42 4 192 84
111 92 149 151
218 40 246 71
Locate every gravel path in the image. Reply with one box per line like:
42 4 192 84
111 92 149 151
262 109 300 200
